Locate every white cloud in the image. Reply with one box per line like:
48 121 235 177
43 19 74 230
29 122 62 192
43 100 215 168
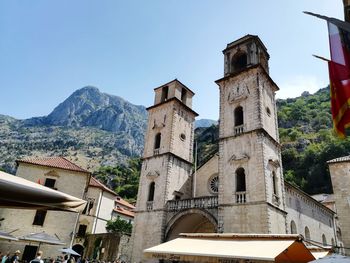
276 75 328 99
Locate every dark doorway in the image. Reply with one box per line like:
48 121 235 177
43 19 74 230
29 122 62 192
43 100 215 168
72 244 84 259
23 245 38 262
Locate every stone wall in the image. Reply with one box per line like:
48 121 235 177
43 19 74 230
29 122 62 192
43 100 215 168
328 160 350 255
285 183 337 247
84 233 132 262
195 155 218 197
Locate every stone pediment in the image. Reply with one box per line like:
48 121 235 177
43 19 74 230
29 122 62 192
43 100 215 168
229 153 249 164
45 170 59 177
228 84 250 104
146 171 160 179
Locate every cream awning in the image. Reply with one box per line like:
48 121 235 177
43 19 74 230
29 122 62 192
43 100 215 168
0 171 87 212
311 251 331 260
144 234 315 263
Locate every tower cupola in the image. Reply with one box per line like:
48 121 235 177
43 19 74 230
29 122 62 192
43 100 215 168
223 35 270 76
153 79 195 108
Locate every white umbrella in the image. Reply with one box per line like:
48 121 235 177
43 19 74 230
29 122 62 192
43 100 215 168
0 171 87 212
309 254 350 263
19 232 65 246
0 230 18 241
19 231 65 252
58 248 81 256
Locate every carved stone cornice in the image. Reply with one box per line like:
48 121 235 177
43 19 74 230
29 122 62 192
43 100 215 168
268 159 280 168
228 84 250 104
146 171 160 180
152 119 165 129
229 153 250 164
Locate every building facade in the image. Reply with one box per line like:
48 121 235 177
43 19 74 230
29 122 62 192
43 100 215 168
0 157 91 262
131 35 340 262
328 156 350 254
0 157 134 260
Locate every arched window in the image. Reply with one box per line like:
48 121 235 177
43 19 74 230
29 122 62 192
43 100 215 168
234 106 244 126
304 226 310 240
322 234 327 246
290 220 297 234
148 182 155 202
181 88 187 103
161 86 169 102
154 133 161 149
272 171 277 195
236 168 246 192
231 52 247 73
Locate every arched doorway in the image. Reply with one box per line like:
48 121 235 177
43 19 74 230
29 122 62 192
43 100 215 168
72 244 84 258
165 209 217 241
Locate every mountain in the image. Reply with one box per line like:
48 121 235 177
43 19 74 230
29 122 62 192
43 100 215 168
0 86 147 173
24 86 147 135
1 85 348 197
195 119 218 128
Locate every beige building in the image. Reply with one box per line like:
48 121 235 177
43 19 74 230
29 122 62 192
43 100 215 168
0 157 91 262
131 35 340 262
75 177 118 254
112 197 135 223
328 156 350 255
0 157 132 260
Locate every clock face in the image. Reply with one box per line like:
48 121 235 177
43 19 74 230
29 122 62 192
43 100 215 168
209 175 219 194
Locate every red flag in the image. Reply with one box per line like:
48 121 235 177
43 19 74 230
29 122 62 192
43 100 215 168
304 12 350 137
328 61 350 137
328 21 350 66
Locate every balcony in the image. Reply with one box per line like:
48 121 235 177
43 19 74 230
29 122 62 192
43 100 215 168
235 191 246 203
153 148 160 155
167 196 218 212
146 201 153 211
234 125 245 135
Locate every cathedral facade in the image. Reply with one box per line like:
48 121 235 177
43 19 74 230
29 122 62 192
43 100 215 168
131 35 340 262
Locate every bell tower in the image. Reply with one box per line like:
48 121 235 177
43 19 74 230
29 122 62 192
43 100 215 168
216 35 287 234
131 79 198 262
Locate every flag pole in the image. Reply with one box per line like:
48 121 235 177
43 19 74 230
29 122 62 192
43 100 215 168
312 54 330 62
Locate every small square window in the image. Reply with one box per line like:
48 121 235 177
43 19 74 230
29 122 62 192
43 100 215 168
44 178 56 189
33 210 47 226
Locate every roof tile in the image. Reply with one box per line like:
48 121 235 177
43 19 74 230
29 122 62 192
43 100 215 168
17 157 89 173
327 155 350 164
89 177 117 196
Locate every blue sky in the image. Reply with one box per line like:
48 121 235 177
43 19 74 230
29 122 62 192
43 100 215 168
0 1 343 120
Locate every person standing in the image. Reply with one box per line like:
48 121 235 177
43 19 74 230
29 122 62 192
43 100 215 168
9 251 20 263
29 251 44 263
1 252 9 263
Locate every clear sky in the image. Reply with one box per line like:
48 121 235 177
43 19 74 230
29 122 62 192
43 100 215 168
0 1 344 120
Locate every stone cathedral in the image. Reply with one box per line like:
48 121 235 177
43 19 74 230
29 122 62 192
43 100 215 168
131 35 341 262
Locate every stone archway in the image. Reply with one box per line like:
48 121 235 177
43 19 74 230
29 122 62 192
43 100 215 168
165 208 217 241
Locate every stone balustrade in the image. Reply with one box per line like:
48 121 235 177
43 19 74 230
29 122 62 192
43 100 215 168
234 124 245 135
235 191 246 203
167 196 218 211
146 201 153 211
153 149 160 155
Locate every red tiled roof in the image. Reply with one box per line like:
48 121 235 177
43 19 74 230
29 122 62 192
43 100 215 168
17 157 89 173
115 196 135 209
89 177 117 196
114 206 135 218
